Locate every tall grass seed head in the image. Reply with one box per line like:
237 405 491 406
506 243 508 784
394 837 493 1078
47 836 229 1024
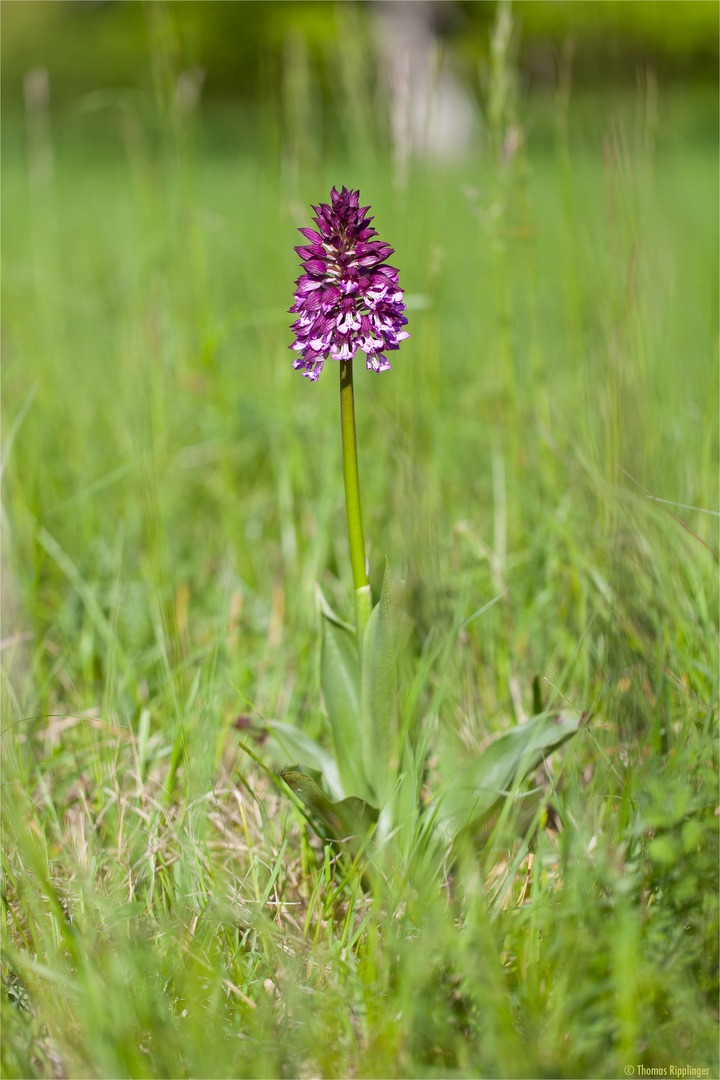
289 186 409 381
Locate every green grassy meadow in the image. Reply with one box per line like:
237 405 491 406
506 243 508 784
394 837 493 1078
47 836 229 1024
2 31 719 1080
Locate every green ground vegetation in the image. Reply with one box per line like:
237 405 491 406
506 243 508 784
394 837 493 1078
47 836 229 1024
1 27 718 1079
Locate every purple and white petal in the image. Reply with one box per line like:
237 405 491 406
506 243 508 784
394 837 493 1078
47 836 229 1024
289 187 409 380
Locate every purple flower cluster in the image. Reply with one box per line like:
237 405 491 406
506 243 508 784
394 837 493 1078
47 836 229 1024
289 187 409 381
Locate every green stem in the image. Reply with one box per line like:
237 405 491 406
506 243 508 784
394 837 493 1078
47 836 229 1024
340 358 372 645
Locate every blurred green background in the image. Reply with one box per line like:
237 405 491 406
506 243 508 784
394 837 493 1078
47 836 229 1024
2 0 718 115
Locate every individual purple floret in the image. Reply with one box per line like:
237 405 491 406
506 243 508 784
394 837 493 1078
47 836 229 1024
289 186 409 381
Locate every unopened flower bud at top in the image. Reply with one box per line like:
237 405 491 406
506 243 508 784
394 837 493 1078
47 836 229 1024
289 187 409 381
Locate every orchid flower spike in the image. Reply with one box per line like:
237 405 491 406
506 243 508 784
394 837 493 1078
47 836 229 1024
289 186 409 381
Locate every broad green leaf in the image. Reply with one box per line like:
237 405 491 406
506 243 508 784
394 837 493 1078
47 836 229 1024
433 711 583 840
238 717 344 801
467 789 548 848
361 560 403 804
318 589 374 804
280 768 378 856
315 585 356 635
